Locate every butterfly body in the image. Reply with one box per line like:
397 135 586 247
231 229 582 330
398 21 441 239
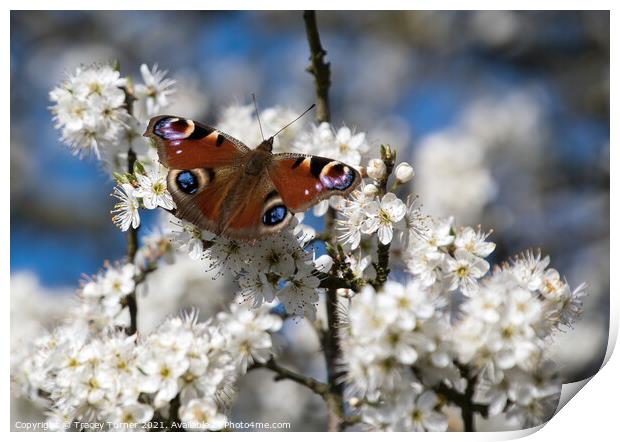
144 115 361 240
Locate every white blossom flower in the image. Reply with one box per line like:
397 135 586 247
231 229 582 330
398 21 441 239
394 162 415 183
170 220 207 260
260 106 306 151
137 353 189 408
398 390 448 432
108 402 154 430
363 183 380 197
511 250 550 291
217 304 282 373
362 193 407 244
337 189 375 250
367 158 387 181
278 265 320 319
405 246 444 288
313 199 330 217
330 126 370 165
179 398 227 431
134 167 175 210
133 64 176 120
553 282 587 329
238 270 278 308
32 71 594 433
454 226 496 258
538 268 569 302
253 235 296 275
313 254 334 273
397 195 430 247
216 104 257 145
111 184 141 232
423 217 455 251
102 263 136 301
445 249 490 295
294 122 369 166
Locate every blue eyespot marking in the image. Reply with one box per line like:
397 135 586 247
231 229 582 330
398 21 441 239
263 205 288 226
176 171 198 194
320 163 355 190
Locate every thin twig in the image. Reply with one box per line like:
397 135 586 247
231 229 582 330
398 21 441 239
371 145 396 290
434 365 489 431
250 358 329 398
122 84 139 336
303 10 331 124
123 148 139 336
303 10 348 432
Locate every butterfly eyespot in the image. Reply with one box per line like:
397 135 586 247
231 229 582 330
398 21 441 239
262 205 288 226
320 162 355 191
175 170 199 194
154 117 195 140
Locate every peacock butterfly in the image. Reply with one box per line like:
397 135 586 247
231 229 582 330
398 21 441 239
143 111 361 241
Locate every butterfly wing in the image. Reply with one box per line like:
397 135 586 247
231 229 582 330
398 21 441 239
218 173 294 240
144 115 251 235
268 153 361 213
144 115 250 169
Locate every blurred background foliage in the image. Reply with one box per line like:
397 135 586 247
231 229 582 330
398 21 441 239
11 10 609 430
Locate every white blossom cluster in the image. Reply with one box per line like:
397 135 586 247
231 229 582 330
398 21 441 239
111 164 175 232
337 187 425 249
50 62 175 172
169 216 327 320
341 217 587 430
75 262 136 331
12 298 282 431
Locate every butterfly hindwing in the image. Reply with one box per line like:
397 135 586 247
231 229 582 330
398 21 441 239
164 165 237 235
219 174 293 240
144 115 252 235
268 153 361 213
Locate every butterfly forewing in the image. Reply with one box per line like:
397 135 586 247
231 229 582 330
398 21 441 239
144 115 249 169
268 153 361 213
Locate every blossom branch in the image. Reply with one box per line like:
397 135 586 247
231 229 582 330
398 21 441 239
317 273 364 291
123 86 140 335
432 364 488 431
435 382 488 431
303 10 348 432
303 10 331 124
250 358 329 398
371 145 396 289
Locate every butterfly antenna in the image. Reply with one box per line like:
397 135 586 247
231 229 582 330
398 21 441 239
251 93 265 141
272 104 316 139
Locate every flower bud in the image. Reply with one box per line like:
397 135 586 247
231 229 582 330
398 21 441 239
314 255 334 273
363 183 379 197
348 397 361 408
394 162 415 183
367 158 387 180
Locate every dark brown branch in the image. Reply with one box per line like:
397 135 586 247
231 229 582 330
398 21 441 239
304 10 347 431
317 273 364 291
250 358 329 398
322 287 343 430
371 145 396 290
303 10 331 124
435 364 489 431
123 147 139 336
122 82 140 336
